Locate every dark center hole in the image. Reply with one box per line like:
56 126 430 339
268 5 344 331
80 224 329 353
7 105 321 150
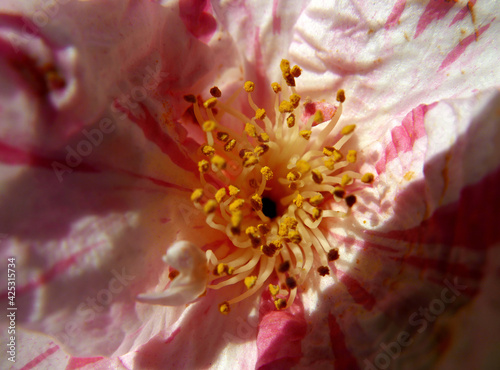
262 197 278 219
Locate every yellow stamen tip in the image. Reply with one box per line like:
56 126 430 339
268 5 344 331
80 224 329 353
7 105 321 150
210 86 222 98
283 217 298 229
271 82 282 93
288 229 302 244
286 114 295 128
280 59 291 73
346 150 357 163
258 223 270 235
336 89 345 103
361 173 375 183
341 124 356 135
274 298 287 310
299 130 312 140
293 194 304 208
261 166 274 180
296 160 311 174
324 158 336 171
224 139 237 152
290 94 301 108
217 263 227 275
279 101 294 113
243 155 259 167
201 145 215 157
341 174 352 186
287 170 300 182
258 133 270 143
251 193 263 211
231 210 243 230
244 123 257 137
309 194 324 206
255 108 267 120
229 199 245 212
204 199 217 214
191 188 204 202
291 65 302 78
211 155 227 170
314 110 324 123
203 97 218 109
312 207 322 220
228 185 240 196
215 188 227 203
217 132 230 142
198 159 210 173
269 284 280 296
244 81 255 92
219 302 230 315
244 276 258 289
203 120 217 132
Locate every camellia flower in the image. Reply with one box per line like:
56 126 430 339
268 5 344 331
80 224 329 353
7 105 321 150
1 0 500 369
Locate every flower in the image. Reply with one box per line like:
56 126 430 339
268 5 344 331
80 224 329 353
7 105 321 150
1 1 500 369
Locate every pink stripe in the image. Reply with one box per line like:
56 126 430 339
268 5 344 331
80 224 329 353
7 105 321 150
165 327 181 344
20 345 59 370
66 357 104 370
385 0 406 30
369 165 500 250
439 22 491 70
450 0 476 25
338 271 376 311
414 0 456 39
328 314 360 370
272 0 281 34
117 102 198 173
376 103 436 174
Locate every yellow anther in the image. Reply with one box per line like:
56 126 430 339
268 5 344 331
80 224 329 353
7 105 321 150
227 266 235 275
290 94 301 108
323 146 334 156
231 210 243 229
229 199 245 212
312 169 324 184
286 114 295 128
258 224 270 235
244 123 257 137
361 173 375 183
269 284 280 296
270 240 282 250
201 145 215 156
274 298 287 310
217 263 227 275
283 217 298 229
291 65 302 77
204 199 217 214
280 59 291 74
336 89 345 103
183 94 196 103
244 81 255 92
219 302 230 315
309 194 324 206
346 150 357 163
271 82 282 93
244 276 258 289
251 193 263 211
293 194 304 208
258 132 270 142
324 158 335 170
278 223 288 237
261 166 274 180
289 182 298 190
333 187 346 199
341 124 356 135
261 240 281 257
341 174 352 186
333 149 343 162
245 226 261 246
253 144 268 157
203 97 218 109
279 101 294 113
210 86 222 97
243 155 259 167
280 59 295 87
202 120 217 132
312 207 322 220
313 110 324 123
296 160 311 174
211 155 226 170
191 188 204 202
288 229 302 244
287 170 300 181
239 149 253 159
255 108 266 120
198 159 210 173
228 185 240 196
217 132 230 142
299 130 312 140
215 188 227 203
224 139 237 152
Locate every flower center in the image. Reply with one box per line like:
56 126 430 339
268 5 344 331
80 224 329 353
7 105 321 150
141 60 374 313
